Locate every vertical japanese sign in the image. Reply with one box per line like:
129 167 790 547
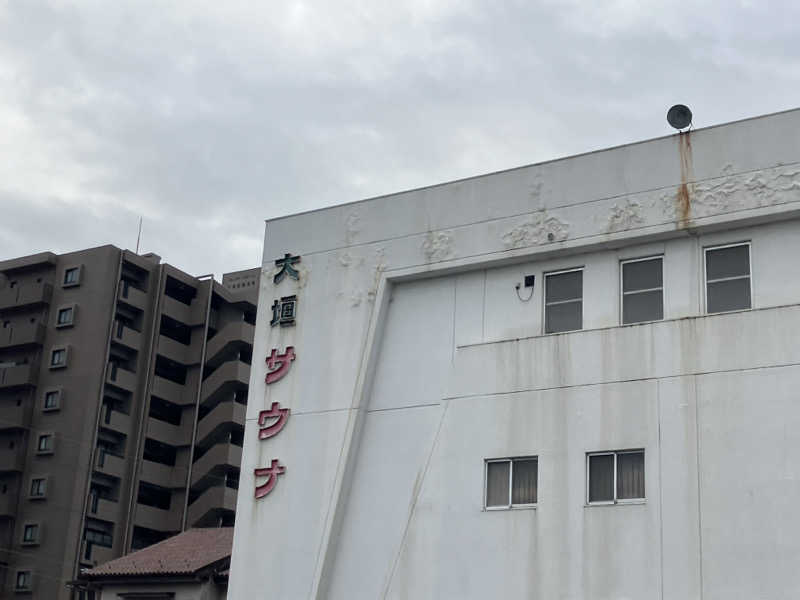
253 253 301 500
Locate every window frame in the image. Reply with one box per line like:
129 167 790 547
619 255 664 325
36 433 55 455
49 346 68 370
62 265 82 288
543 267 584 335
703 241 752 315
28 476 48 500
21 522 40 545
483 456 539 511
42 389 62 412
586 449 646 506
14 569 32 592
55 305 76 328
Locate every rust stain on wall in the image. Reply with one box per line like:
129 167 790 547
676 131 693 228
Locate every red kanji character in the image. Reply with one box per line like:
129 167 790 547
258 402 290 440
265 346 295 385
254 459 286 499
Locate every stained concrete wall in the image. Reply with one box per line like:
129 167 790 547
230 108 800 599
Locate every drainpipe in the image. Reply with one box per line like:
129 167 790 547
181 275 215 530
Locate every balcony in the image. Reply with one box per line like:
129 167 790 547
146 417 192 447
139 459 185 489
117 283 147 311
134 503 181 532
0 282 52 311
88 497 119 523
94 451 126 479
205 321 254 364
0 322 45 350
99 407 131 436
0 443 25 472
0 401 31 431
111 324 142 351
0 492 17 518
152 375 194 406
0 364 37 389
191 444 242 487
106 364 137 394
196 401 245 446
161 296 205 327
201 361 250 404
187 485 237 527
86 544 115 568
157 335 200 365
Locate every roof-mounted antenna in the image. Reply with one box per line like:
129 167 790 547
135 217 143 254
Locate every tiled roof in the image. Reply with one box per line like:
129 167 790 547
82 528 233 579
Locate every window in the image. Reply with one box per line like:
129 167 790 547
705 243 751 314
63 267 81 287
587 450 645 504
545 269 582 333
621 257 663 324
29 478 47 498
49 348 67 369
22 523 39 544
43 390 61 411
36 434 54 454
485 457 538 509
56 306 74 327
15 570 31 591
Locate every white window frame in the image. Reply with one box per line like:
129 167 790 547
703 241 752 315
586 449 645 506
543 267 584 335
484 456 538 510
619 255 664 325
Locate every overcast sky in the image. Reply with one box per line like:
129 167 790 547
1 1 798 277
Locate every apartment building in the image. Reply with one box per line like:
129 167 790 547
229 108 800 599
0 246 257 598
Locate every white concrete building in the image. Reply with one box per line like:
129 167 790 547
230 108 800 600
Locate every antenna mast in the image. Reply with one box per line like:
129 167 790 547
135 217 143 254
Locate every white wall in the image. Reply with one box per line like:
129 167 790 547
99 580 225 600
230 108 800 599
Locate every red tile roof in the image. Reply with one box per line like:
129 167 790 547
82 528 233 579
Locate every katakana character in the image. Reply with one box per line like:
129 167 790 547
254 459 286 499
274 253 301 284
265 347 295 385
258 402 290 440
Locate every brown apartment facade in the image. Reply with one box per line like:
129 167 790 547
0 246 258 598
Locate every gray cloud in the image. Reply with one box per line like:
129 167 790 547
1 0 798 276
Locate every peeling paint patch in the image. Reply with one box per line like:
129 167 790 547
422 231 454 262
606 199 644 232
502 211 569 248
345 211 361 244
338 252 364 268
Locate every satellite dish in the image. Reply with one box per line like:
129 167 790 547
667 104 692 130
